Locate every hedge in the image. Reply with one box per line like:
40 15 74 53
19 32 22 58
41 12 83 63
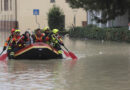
69 25 130 42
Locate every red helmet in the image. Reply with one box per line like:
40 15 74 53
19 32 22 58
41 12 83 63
11 28 15 33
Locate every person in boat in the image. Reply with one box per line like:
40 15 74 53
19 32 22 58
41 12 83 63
3 28 15 51
32 28 45 43
22 31 33 46
11 29 25 51
50 29 64 56
7 29 24 58
2 28 16 58
42 26 52 44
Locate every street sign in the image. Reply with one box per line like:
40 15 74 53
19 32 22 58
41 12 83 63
33 9 39 15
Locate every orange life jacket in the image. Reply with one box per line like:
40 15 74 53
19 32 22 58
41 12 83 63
11 36 24 48
4 35 14 47
35 34 44 42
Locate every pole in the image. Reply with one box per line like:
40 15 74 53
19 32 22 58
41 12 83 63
35 15 40 28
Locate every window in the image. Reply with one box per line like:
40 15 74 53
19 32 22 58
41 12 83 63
4 0 8 11
50 0 55 3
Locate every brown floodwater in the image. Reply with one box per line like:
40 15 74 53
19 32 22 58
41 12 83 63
0 32 129 90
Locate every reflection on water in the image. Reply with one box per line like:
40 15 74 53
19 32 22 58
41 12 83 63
0 34 130 90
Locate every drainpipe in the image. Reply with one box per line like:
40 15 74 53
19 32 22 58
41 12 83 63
15 0 18 28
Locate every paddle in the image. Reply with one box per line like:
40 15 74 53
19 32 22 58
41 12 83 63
16 35 23 44
0 53 7 61
0 46 7 56
62 45 77 60
0 50 4 56
62 48 70 57
0 47 8 61
52 34 77 60
0 36 13 60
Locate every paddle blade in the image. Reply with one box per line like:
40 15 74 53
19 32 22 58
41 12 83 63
68 52 78 60
63 50 70 57
0 53 7 61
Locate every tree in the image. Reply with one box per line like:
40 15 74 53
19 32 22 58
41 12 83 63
48 5 65 31
67 0 130 23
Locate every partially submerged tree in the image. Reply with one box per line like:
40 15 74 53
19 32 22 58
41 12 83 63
67 0 130 23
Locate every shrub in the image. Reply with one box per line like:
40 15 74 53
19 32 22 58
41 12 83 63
69 25 130 42
48 5 65 31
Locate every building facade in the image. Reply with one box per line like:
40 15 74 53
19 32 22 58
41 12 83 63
87 11 129 28
0 0 18 31
0 0 87 32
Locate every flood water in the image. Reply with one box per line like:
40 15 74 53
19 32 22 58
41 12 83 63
0 33 130 90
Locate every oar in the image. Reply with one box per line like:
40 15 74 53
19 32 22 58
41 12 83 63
51 35 69 57
0 53 7 61
0 46 7 56
62 48 70 57
0 50 4 56
0 36 13 60
62 45 77 60
0 47 8 61
16 35 23 44
53 34 77 60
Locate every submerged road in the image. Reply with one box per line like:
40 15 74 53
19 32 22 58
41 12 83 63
0 34 129 90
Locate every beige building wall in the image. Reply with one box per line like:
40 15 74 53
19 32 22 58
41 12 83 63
0 0 17 31
17 0 87 32
0 0 16 21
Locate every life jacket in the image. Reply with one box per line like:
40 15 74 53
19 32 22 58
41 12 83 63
4 35 14 47
35 34 44 42
44 33 51 44
51 34 63 45
11 35 24 48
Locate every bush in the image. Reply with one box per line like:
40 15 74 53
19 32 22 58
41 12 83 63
69 25 130 42
48 5 65 31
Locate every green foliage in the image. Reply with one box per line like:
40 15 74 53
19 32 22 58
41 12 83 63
59 30 69 36
69 25 130 42
67 0 130 23
48 5 65 31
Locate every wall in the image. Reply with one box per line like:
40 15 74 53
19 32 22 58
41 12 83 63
17 0 86 32
0 0 17 31
88 11 129 28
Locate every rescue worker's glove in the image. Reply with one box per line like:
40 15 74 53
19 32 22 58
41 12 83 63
3 46 6 51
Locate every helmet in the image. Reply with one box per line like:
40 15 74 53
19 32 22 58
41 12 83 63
15 29 21 33
52 29 59 34
11 28 15 33
43 26 49 31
